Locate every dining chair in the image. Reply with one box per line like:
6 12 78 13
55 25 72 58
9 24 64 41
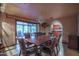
35 45 42 56
18 38 27 56
24 33 36 52
18 38 36 56
41 40 54 56
24 33 30 38
34 32 46 37
41 34 61 56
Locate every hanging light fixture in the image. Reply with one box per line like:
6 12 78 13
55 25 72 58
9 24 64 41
36 16 45 24
36 16 50 28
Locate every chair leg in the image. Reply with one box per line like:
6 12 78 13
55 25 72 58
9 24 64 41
48 49 52 56
19 50 21 56
53 47 58 56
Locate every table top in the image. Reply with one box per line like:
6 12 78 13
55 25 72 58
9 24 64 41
24 35 51 45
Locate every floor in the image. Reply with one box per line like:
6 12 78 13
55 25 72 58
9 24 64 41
2 36 63 56
0 42 79 56
64 45 79 56
3 44 62 56
4 44 20 56
0 36 79 56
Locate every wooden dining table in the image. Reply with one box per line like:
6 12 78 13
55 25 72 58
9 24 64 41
23 34 54 56
24 35 51 46
24 34 51 55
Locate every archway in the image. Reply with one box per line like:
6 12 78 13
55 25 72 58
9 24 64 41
50 20 63 42
50 20 64 56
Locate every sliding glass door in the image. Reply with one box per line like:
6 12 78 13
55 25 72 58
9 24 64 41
16 21 39 38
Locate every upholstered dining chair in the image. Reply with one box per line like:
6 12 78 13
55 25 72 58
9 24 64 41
41 34 61 56
41 40 53 56
24 33 30 38
18 38 28 56
24 33 36 52
18 38 36 56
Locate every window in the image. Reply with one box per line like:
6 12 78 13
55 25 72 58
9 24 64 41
16 21 39 38
16 25 24 37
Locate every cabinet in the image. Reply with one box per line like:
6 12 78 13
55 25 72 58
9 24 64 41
68 35 79 50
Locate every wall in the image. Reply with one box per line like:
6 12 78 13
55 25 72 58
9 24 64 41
0 13 2 42
77 14 79 36
59 15 77 42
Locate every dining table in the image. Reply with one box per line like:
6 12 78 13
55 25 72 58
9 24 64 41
24 34 52 56
24 34 51 46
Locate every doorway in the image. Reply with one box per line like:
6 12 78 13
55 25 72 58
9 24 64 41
50 20 64 56
50 20 63 42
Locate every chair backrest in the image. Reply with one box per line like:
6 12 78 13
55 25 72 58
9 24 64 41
18 38 27 55
24 33 30 38
47 40 52 46
35 32 46 36
18 38 26 49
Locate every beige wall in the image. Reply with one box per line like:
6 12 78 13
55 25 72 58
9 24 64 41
0 12 3 40
59 15 77 42
77 14 79 36
0 19 2 43
0 23 1 38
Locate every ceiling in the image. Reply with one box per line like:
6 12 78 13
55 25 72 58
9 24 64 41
5 3 79 20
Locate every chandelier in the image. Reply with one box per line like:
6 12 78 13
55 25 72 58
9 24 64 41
36 16 45 24
36 16 49 28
